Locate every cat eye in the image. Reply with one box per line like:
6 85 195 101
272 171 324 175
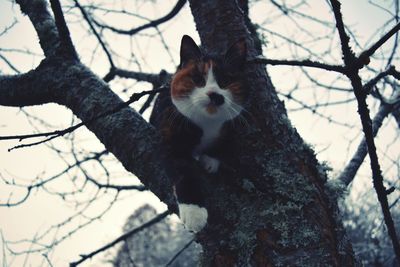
192 74 205 85
216 75 233 88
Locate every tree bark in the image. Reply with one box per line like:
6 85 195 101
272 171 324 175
149 1 358 265
1 0 177 211
1 0 360 266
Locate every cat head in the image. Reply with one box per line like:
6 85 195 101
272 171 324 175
171 35 247 124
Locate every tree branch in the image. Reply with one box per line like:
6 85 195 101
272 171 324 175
330 0 400 261
363 66 400 94
0 53 20 73
69 211 169 267
358 21 400 68
392 104 400 128
250 57 346 73
1 0 177 212
338 103 393 186
0 84 166 144
1 57 177 213
93 0 187 35
15 0 59 58
49 0 78 60
0 65 55 107
114 68 171 83
165 237 195 266
73 0 114 68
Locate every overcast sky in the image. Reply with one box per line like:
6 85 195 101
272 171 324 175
0 1 398 266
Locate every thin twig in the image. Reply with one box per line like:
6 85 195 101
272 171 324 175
165 237 195 267
0 53 20 73
0 86 167 150
93 0 187 35
358 22 400 68
249 57 346 73
69 211 170 267
74 0 114 68
363 66 399 94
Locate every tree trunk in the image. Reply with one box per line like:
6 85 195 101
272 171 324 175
1 0 359 266
151 1 358 265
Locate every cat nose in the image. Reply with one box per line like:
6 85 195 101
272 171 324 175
208 92 225 106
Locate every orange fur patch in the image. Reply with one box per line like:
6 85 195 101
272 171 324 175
171 62 196 99
171 60 214 100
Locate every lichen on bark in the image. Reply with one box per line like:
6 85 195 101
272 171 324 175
145 0 361 266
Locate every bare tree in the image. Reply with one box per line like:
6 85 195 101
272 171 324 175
1 0 399 266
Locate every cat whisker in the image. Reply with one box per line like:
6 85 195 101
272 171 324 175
222 100 251 130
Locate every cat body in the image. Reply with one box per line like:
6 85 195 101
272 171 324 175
151 35 247 232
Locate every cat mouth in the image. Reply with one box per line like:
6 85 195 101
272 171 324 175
205 104 218 114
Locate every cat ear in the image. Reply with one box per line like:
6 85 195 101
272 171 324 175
224 38 247 70
180 35 201 67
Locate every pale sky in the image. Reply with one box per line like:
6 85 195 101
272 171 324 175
0 0 398 266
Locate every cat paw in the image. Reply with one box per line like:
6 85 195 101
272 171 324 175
199 155 220 173
179 203 208 232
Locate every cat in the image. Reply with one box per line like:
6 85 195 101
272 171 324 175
150 35 247 232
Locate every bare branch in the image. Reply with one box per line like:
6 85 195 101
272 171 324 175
329 0 355 65
1 57 177 212
330 0 400 260
85 175 146 191
49 0 78 60
0 85 167 145
0 19 17 36
364 66 400 94
0 151 107 206
338 103 394 186
69 211 169 267
0 66 55 107
74 0 114 68
165 237 195 267
93 0 187 35
250 57 346 73
358 22 400 68
15 0 59 57
279 91 355 128
392 104 400 128
114 68 171 84
0 53 20 73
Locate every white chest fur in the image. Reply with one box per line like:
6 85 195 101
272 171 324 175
192 119 224 156
172 67 239 156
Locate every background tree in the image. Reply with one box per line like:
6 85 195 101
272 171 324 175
0 0 399 266
113 204 200 267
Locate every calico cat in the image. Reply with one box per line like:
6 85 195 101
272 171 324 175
151 35 247 232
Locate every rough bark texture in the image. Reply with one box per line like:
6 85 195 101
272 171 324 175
16 0 59 58
1 0 177 212
1 0 361 266
147 1 357 266
0 59 177 211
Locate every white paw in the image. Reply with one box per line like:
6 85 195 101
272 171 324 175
179 203 208 232
199 155 220 173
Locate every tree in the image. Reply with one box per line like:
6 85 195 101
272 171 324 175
113 204 200 267
0 0 399 266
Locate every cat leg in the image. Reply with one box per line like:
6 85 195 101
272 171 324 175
199 154 220 173
175 173 208 232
